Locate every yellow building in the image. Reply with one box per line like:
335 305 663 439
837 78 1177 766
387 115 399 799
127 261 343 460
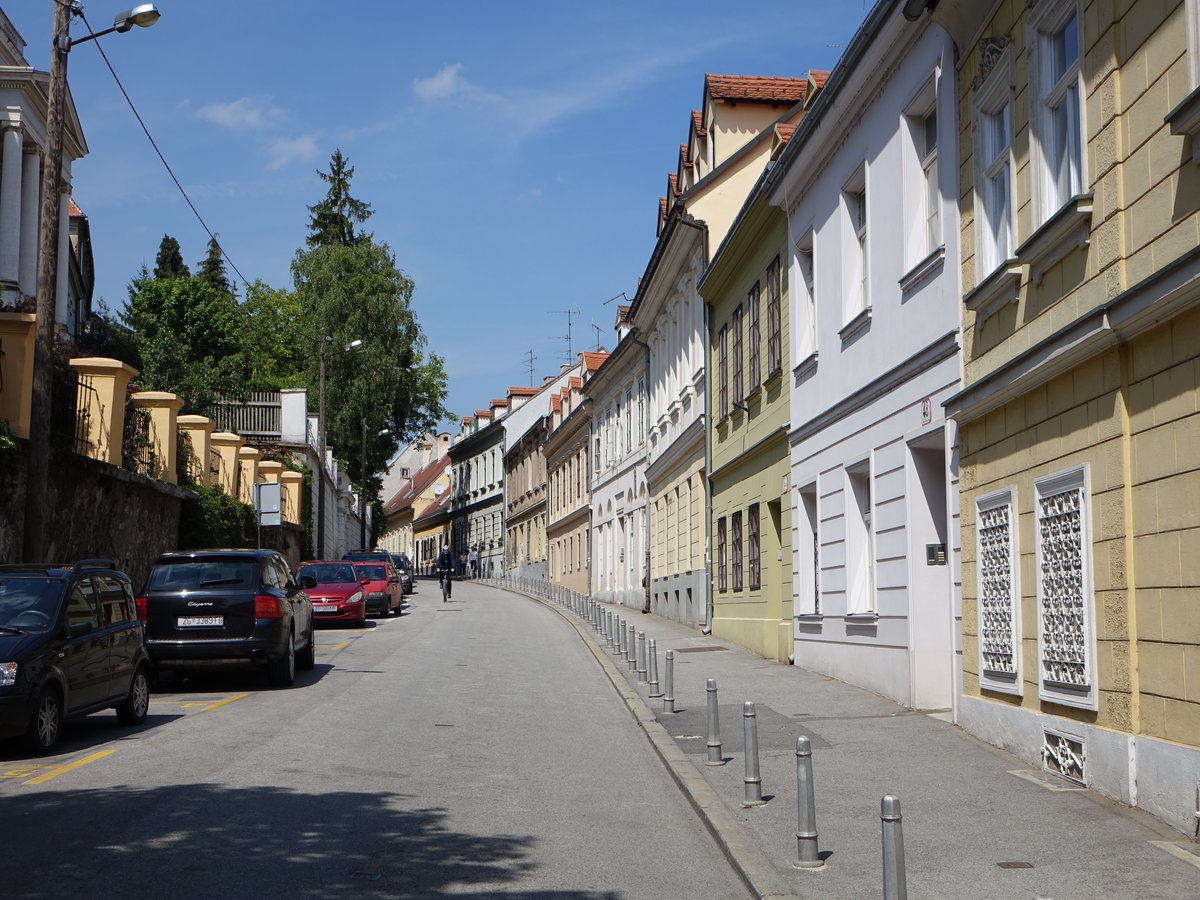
701 178 793 662
937 0 1200 832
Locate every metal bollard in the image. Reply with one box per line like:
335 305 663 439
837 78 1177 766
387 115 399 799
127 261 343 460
627 624 637 669
705 678 724 765
793 736 822 868
603 609 611 644
636 631 647 680
648 639 662 697
881 794 907 900
663 650 675 713
616 616 624 654
742 702 765 806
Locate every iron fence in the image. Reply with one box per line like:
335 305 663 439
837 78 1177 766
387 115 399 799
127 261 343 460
211 392 282 439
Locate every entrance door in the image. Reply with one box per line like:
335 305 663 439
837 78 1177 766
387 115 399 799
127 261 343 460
907 433 954 710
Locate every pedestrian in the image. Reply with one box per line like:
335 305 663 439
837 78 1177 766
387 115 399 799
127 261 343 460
468 546 479 579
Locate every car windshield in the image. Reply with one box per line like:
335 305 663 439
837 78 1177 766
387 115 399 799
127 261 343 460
0 576 60 633
298 563 357 584
355 564 387 580
147 558 258 591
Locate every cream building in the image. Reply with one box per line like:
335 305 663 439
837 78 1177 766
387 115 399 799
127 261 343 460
545 371 599 596
634 74 809 628
933 0 1200 833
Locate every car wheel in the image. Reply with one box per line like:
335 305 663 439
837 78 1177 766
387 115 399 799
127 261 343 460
268 630 296 687
116 666 150 725
296 626 315 671
25 687 62 755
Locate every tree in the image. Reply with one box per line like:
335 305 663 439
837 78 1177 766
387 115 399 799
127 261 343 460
124 269 249 414
153 234 189 279
240 280 305 391
196 235 234 297
293 151 447 498
306 149 373 248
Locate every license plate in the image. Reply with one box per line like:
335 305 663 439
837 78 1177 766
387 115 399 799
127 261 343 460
177 615 223 627
314 604 338 613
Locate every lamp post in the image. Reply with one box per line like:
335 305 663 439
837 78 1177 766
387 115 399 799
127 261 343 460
316 331 361 558
24 2 160 561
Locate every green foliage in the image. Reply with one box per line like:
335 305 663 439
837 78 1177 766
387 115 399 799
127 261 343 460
306 149 373 249
124 269 250 414
196 235 234 297
179 482 256 549
153 235 190 279
0 419 15 455
78 298 139 365
240 280 305 391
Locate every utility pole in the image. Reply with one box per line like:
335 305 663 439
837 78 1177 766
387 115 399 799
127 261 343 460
359 417 368 549
317 328 330 558
23 0 71 562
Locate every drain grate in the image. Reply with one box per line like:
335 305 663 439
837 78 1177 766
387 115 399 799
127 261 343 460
996 861 1034 869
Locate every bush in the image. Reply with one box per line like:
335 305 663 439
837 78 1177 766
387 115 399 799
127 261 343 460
179 482 255 549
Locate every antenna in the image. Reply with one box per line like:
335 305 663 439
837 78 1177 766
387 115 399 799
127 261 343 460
522 349 536 386
590 322 604 351
548 309 582 361
603 292 630 305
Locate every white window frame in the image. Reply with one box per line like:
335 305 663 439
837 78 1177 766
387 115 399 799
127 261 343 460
1034 465 1096 710
972 47 1015 277
796 482 820 616
841 167 869 324
904 75 942 266
845 460 875 616
792 228 816 368
1027 0 1085 226
976 487 1021 695
1188 0 1200 90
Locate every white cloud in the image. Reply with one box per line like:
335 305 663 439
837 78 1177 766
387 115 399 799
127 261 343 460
413 64 495 104
265 135 319 171
197 97 283 130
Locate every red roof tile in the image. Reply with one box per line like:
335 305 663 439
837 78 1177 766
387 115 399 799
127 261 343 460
808 70 831 90
490 399 508 407
474 409 491 418
550 395 561 413
706 74 808 104
691 110 706 137
68 199 84 217
581 351 608 372
776 123 796 143
569 376 581 390
509 386 539 397
461 416 472 425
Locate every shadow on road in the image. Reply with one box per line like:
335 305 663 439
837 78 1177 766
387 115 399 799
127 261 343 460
5 782 624 899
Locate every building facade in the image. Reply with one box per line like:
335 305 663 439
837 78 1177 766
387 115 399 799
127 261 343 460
545 375 595 596
448 403 507 579
935 0 1200 833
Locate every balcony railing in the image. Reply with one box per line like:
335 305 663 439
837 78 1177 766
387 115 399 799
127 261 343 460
212 392 282 439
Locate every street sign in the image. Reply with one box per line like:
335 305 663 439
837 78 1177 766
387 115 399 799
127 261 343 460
255 482 282 527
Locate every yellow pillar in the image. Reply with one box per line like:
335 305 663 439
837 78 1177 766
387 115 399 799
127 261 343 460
0 311 34 438
130 391 184 484
258 460 284 483
177 415 215 486
210 432 243 496
280 470 304 525
237 446 262 504
68 357 137 466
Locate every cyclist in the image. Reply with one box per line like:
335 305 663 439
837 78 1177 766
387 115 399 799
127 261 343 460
436 544 455 601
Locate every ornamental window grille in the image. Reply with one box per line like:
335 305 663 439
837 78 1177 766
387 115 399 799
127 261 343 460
977 488 1020 693
1035 466 1095 709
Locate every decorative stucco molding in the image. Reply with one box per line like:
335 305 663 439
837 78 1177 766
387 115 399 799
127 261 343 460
972 36 1011 92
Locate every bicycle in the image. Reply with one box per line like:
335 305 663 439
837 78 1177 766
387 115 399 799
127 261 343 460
439 569 452 602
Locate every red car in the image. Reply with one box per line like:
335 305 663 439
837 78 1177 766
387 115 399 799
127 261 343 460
353 561 402 618
296 561 367 626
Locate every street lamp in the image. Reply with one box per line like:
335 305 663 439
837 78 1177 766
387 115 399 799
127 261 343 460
24 2 160 561
316 330 362 558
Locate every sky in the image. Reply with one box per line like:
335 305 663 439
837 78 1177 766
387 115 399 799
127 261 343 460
6 1 871 429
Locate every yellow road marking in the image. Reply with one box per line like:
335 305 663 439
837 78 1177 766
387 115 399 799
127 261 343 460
2 763 53 780
24 749 117 785
201 692 248 712
326 641 351 650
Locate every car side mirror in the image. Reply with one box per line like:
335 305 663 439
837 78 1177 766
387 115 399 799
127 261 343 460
361 578 370 586
69 621 94 638
298 575 317 590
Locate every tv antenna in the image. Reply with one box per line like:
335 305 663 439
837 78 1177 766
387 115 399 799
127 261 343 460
548 309 581 361
590 321 604 351
522 349 537 386
603 291 629 305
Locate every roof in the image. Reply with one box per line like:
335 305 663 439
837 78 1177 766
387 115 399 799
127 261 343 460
569 376 581 390
490 399 508 407
691 109 706 137
68 199 84 217
776 123 796 143
706 74 808 104
508 386 539 397
474 409 491 418
581 351 608 372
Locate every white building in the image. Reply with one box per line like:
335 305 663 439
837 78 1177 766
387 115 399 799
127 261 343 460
449 403 507 578
767 3 964 711
586 307 649 609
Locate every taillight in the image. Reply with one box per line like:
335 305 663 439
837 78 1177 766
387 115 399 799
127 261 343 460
135 597 147 621
254 595 283 618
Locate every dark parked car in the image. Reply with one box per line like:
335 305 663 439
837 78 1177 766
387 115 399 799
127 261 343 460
388 553 414 596
0 560 150 754
138 550 314 687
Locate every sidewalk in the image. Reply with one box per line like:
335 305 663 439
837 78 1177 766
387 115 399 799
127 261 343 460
523 590 1200 900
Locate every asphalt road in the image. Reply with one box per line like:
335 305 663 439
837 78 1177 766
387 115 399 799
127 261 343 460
0 579 750 900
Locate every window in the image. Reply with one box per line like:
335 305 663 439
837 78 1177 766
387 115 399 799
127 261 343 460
842 169 868 321
920 109 939 252
977 487 1021 694
732 305 744 404
1030 3 1083 223
798 484 820 615
67 581 101 630
846 462 874 615
624 389 632 452
974 49 1014 274
766 258 781 376
747 282 761 388
794 232 816 363
717 517 727 592
747 504 760 590
1035 465 1095 709
731 511 743 592
718 324 729 416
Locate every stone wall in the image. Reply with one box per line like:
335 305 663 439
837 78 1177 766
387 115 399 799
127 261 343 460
0 438 193 588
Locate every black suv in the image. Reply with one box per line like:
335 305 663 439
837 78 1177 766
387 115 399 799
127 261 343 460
0 560 150 754
140 550 314 687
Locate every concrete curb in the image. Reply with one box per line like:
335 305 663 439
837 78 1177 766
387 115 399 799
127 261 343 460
523 590 800 900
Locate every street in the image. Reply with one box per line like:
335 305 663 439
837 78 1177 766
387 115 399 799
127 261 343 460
0 581 750 900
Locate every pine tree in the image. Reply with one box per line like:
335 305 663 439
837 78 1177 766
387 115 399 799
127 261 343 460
153 234 189 279
196 235 233 296
306 149 374 248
